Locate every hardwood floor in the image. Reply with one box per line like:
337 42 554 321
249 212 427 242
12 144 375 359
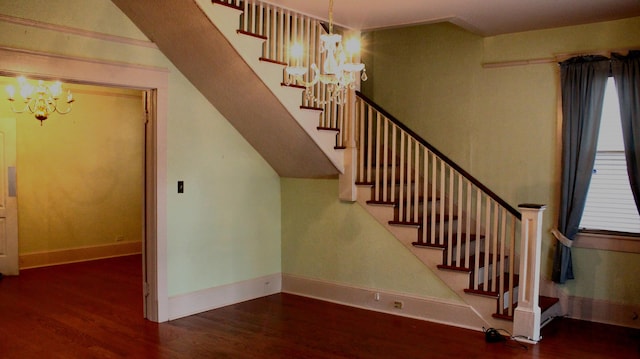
0 255 638 358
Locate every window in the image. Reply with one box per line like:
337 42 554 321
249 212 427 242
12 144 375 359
579 77 640 234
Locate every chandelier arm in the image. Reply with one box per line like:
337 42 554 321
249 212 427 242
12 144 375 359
55 102 73 115
27 99 38 115
7 100 30 114
291 64 320 88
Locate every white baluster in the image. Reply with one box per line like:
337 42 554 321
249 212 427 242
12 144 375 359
374 112 381 202
413 140 420 222
382 119 389 202
390 126 397 204
474 190 481 289
398 132 406 221
430 153 437 245
366 106 373 184
484 199 492 286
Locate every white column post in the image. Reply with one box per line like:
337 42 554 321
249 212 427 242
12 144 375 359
339 88 358 201
513 203 546 342
338 29 362 202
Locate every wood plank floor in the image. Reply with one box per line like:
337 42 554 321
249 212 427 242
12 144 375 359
0 255 638 358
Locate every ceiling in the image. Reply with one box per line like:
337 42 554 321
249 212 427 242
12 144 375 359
263 0 640 36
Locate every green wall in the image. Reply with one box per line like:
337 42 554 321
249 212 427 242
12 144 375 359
361 17 640 304
0 0 281 297
281 178 460 301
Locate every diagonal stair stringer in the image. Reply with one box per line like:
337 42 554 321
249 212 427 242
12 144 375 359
111 0 342 178
196 0 345 174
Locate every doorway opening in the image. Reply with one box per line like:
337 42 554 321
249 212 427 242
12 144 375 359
0 47 168 322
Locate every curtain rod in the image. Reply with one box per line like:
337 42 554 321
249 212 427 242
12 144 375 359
482 47 638 69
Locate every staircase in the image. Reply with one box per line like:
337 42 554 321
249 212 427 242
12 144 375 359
352 93 560 334
114 0 559 341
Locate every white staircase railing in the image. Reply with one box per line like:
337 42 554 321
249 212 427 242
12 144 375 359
354 92 522 319
215 0 348 148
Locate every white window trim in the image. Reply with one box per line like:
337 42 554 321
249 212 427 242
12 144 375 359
574 230 640 253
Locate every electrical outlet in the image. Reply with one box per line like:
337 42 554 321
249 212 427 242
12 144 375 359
374 292 380 301
393 300 403 309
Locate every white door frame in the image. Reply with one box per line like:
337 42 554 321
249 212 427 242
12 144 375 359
0 46 169 322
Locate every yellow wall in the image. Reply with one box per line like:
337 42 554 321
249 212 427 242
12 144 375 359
362 17 640 305
0 0 281 297
0 79 144 255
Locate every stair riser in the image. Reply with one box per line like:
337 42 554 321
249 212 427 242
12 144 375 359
441 239 483 259
472 264 514 287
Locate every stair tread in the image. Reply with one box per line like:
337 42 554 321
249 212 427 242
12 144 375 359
412 233 484 249
492 296 560 321
281 82 306 89
367 195 439 206
317 126 340 132
212 0 242 11
238 30 268 40
464 273 520 297
367 200 396 206
437 252 503 272
389 215 457 227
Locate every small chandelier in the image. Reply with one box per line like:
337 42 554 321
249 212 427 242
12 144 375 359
5 76 74 125
285 0 367 105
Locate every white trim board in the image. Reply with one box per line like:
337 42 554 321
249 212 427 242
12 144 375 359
19 241 142 269
564 295 640 329
282 274 488 332
168 273 282 320
0 14 158 49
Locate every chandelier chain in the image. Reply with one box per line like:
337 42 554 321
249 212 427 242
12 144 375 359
328 0 334 34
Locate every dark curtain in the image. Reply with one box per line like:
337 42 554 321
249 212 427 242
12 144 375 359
612 51 640 215
552 56 610 284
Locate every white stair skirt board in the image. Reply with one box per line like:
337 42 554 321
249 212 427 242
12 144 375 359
282 274 490 332
168 273 282 320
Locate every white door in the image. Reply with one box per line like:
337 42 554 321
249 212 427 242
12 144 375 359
0 118 18 275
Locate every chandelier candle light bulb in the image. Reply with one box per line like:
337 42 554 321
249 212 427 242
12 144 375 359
5 76 75 124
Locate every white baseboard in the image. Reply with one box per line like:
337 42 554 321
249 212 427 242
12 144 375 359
565 295 640 329
541 279 640 329
282 274 488 331
19 241 142 269
168 273 282 320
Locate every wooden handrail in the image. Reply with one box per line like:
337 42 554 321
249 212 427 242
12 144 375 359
355 90 521 220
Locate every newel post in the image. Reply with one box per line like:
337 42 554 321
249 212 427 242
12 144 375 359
513 203 546 342
338 88 358 202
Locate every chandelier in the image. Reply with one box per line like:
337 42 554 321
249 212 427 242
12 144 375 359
5 76 75 125
285 0 367 105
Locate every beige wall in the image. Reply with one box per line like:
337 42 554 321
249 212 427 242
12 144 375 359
0 79 144 256
361 17 640 305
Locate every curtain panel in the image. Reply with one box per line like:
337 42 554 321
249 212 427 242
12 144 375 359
553 56 610 284
612 51 640 215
